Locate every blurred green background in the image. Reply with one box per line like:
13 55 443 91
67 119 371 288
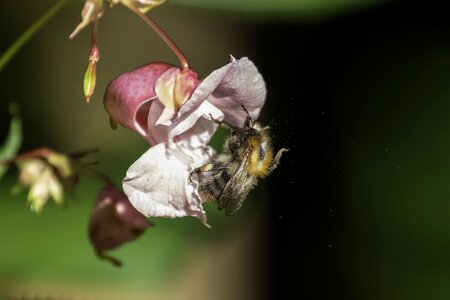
1 0 450 299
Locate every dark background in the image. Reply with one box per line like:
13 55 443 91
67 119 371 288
259 0 450 299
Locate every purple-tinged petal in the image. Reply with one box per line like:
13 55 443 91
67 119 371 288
208 57 266 127
123 143 213 226
104 63 173 142
178 56 266 127
177 57 237 118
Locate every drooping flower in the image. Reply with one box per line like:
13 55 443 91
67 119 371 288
103 56 266 225
15 152 73 213
17 159 63 213
89 185 151 266
69 0 104 39
69 0 165 39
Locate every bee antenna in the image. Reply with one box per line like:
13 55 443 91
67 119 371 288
241 104 254 127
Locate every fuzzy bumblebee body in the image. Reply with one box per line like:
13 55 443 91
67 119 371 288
194 117 287 216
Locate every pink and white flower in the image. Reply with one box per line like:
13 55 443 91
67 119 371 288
103 56 266 225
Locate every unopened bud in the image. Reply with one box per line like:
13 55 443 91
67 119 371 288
89 185 152 266
84 45 99 103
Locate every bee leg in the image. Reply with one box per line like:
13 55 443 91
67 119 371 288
268 148 289 174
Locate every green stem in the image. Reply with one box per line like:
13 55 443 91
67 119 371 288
0 0 68 73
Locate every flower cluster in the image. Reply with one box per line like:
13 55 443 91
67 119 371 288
12 149 75 213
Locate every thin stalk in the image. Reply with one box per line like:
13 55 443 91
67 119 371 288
127 5 190 70
83 167 114 186
0 0 68 72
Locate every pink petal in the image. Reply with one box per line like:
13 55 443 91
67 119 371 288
122 143 213 226
178 56 266 128
103 63 173 142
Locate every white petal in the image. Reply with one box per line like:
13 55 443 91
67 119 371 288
47 171 63 205
122 143 211 225
155 105 175 126
169 100 224 148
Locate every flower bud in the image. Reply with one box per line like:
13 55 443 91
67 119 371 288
84 44 99 103
89 185 152 266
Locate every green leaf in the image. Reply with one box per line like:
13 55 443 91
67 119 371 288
0 103 23 179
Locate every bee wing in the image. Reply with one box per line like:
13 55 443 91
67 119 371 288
217 146 254 216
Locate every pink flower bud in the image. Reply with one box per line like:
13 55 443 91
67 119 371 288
89 185 151 266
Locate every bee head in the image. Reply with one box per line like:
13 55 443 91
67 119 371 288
227 106 261 152
228 126 260 151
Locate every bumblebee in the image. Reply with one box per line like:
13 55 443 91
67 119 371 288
193 108 288 216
